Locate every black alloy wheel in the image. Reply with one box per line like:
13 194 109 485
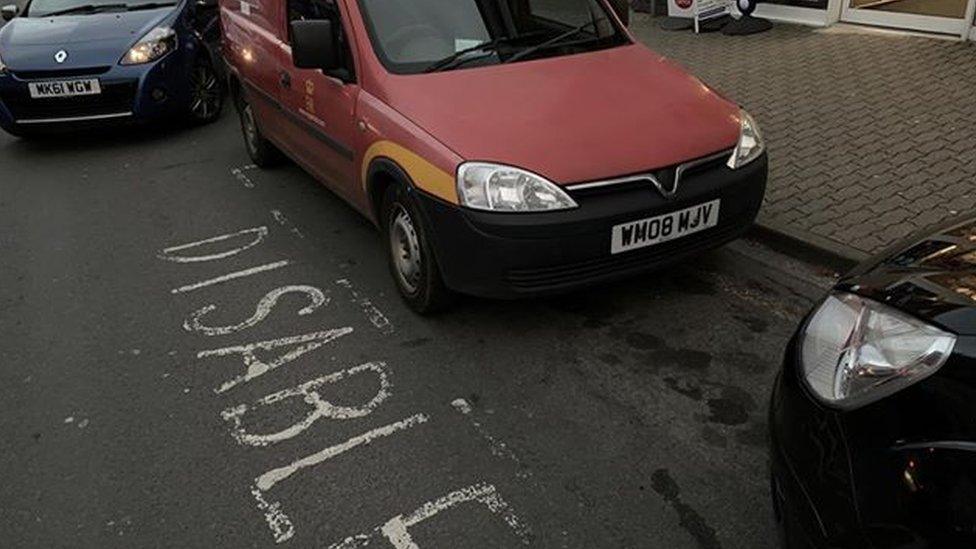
187 60 224 124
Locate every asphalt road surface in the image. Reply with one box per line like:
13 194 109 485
0 113 834 549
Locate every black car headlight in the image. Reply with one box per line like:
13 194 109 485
800 292 956 410
120 26 177 65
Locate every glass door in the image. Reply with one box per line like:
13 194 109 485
841 0 976 36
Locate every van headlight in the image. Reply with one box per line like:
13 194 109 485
727 109 765 169
800 292 956 410
120 26 177 65
457 162 578 212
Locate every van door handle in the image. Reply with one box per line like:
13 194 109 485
279 71 291 89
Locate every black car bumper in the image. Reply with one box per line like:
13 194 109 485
771 335 976 548
414 152 767 299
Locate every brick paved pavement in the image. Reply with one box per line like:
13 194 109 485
630 15 976 260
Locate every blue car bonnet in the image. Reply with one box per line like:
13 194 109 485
0 7 175 71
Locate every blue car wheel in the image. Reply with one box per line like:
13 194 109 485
187 57 223 124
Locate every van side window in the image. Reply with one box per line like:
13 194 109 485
287 0 355 78
288 0 336 23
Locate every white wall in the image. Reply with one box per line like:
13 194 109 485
754 3 831 26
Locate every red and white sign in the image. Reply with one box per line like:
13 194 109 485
668 0 697 17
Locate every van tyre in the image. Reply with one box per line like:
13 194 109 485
187 58 224 125
382 184 452 314
237 94 283 168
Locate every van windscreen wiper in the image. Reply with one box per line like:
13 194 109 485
42 3 128 15
505 18 606 64
424 31 548 73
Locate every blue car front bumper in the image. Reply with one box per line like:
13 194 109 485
0 50 194 132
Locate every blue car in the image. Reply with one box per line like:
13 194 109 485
0 0 224 137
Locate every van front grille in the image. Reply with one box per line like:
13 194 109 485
505 218 750 292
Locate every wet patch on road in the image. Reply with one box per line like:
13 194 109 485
705 386 757 426
732 314 769 334
663 376 704 401
728 351 768 375
620 331 714 371
651 468 722 549
699 425 728 449
734 421 769 448
399 337 432 348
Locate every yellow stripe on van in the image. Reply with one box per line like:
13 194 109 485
362 141 458 205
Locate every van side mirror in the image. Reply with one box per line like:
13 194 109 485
1 4 18 21
291 20 342 72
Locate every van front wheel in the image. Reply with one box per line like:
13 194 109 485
238 96 282 168
382 184 452 314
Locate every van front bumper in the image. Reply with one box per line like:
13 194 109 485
415 152 767 299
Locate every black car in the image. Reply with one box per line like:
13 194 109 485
770 214 976 548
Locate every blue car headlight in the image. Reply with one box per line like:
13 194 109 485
0 51 8 75
120 26 177 65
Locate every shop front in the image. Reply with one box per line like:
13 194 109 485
754 0 976 38
842 0 975 35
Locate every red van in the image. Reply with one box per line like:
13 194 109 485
220 0 768 313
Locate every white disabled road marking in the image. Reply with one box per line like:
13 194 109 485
171 260 292 294
330 482 532 548
198 328 354 394
158 213 534 546
184 285 329 336
158 226 269 263
221 361 393 447
251 485 297 544
249 413 431 543
254 413 430 492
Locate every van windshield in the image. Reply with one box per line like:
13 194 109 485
356 0 628 74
